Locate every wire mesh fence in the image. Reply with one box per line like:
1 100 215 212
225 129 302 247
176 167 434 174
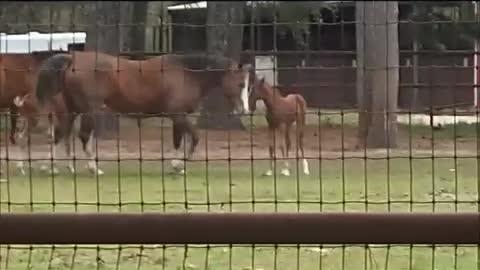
0 1 479 270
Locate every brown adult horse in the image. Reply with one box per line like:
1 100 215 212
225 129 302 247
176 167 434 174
13 91 104 176
35 51 252 174
0 50 66 174
248 75 310 177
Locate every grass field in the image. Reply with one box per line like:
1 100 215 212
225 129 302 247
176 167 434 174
0 110 479 270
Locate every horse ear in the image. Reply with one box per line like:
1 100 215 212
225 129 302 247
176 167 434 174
241 63 252 72
260 76 266 85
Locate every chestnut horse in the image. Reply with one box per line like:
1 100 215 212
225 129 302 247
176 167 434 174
248 75 310 177
0 50 66 175
13 91 104 176
35 51 251 174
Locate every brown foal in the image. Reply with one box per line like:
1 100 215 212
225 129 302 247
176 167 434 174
248 76 310 176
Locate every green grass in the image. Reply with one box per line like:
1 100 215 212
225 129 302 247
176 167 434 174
0 158 478 270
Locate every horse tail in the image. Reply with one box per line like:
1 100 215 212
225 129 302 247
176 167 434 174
36 53 72 107
295 94 310 175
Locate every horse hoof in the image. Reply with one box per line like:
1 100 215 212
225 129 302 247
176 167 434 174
262 170 273 176
51 168 60 175
171 159 184 170
280 169 290 176
67 166 76 175
89 168 104 176
16 163 26 176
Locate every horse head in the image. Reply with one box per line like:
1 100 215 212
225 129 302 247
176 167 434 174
13 94 30 108
248 75 268 112
13 93 41 126
221 62 252 115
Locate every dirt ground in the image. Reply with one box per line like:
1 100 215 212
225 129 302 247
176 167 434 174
1 117 477 165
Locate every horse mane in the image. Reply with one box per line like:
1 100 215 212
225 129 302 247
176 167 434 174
257 75 284 98
31 50 68 62
171 54 235 72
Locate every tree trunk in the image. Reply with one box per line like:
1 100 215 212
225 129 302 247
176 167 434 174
356 1 369 148
197 1 246 130
130 1 148 53
410 39 420 111
356 1 399 149
85 1 135 139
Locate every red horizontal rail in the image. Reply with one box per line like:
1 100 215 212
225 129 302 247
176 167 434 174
0 212 478 245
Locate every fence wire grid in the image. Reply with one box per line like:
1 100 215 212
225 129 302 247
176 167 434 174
0 1 479 270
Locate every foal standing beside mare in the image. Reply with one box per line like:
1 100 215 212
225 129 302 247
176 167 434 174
248 76 310 177
35 51 252 174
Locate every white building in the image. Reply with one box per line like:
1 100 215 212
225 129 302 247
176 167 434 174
0 31 86 53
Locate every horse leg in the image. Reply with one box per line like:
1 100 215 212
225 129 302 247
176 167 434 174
263 127 275 176
10 107 25 174
297 122 310 176
170 115 189 175
294 98 310 176
39 116 60 175
78 114 104 176
280 124 291 176
9 106 18 145
15 124 28 176
183 116 199 159
62 113 77 174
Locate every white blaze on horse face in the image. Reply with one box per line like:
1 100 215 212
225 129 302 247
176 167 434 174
240 72 250 114
14 96 25 107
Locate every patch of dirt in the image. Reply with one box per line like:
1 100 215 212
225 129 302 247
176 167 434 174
1 120 476 167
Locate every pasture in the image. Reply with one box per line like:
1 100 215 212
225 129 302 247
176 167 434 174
0 110 478 270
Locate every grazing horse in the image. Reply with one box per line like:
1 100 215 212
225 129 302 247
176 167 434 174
13 91 104 176
0 50 66 174
35 51 252 174
248 75 310 177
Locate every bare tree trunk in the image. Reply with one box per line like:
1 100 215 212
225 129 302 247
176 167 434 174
197 1 246 130
356 1 399 149
411 39 420 111
130 1 148 53
85 1 135 139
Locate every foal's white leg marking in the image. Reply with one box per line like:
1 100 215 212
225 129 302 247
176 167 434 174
280 131 291 177
85 132 104 176
264 129 275 176
240 72 250 113
13 97 26 175
302 158 310 175
16 128 26 176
